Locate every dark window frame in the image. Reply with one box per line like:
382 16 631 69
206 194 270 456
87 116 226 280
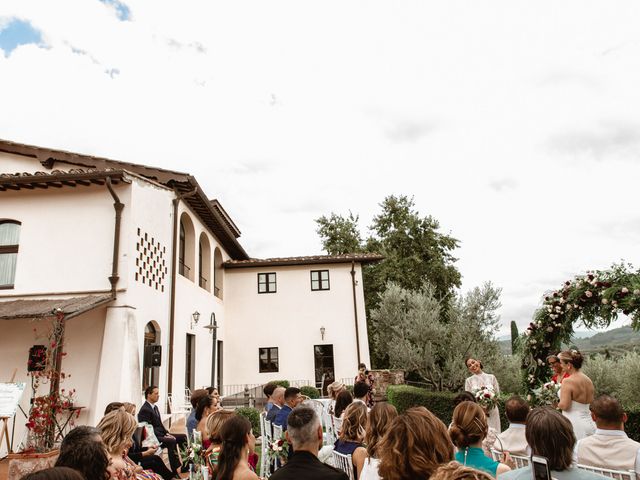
259 347 279 373
310 270 330 291
257 272 277 294
0 220 21 289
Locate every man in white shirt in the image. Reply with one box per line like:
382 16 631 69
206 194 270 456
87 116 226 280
496 395 530 456
576 394 640 477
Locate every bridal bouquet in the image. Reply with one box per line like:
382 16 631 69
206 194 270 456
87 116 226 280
472 385 498 413
533 380 560 406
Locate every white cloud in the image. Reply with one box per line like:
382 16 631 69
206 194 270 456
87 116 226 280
2 0 640 332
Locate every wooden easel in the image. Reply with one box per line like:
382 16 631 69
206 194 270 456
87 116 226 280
0 369 18 456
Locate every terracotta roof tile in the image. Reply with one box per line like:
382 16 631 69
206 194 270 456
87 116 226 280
223 253 384 268
0 294 113 320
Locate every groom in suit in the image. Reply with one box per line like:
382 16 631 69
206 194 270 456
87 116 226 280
138 385 187 476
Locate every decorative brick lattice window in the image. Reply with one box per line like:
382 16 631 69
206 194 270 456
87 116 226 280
135 228 168 292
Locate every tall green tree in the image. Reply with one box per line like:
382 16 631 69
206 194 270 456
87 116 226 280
370 281 502 391
315 195 462 367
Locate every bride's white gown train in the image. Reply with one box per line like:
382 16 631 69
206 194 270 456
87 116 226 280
561 399 596 440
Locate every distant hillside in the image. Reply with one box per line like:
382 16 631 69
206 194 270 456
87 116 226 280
500 325 640 356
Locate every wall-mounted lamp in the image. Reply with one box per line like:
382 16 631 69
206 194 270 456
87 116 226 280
204 312 218 335
320 326 326 341
191 311 200 329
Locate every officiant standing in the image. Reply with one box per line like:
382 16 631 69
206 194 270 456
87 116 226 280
464 357 502 433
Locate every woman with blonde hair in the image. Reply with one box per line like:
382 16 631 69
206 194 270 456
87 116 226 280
556 349 596 440
378 406 454 480
449 401 512 477
206 409 236 469
334 401 368 479
327 381 345 415
431 462 494 480
97 408 162 480
361 402 398 480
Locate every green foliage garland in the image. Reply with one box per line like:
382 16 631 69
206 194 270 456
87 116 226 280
523 263 640 397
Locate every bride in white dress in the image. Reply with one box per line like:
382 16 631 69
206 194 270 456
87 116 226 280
464 357 501 433
557 350 596 440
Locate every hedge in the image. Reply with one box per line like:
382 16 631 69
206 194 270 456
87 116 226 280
300 385 320 399
271 380 290 388
386 385 640 442
235 407 261 437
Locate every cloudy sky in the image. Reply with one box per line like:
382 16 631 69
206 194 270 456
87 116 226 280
2 1 640 335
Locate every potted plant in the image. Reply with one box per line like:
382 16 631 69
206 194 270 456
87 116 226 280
8 310 78 479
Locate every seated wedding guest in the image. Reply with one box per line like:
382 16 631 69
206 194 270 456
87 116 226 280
327 381 346 415
334 402 368 479
378 406 454 480
195 395 217 446
274 387 303 430
335 390 353 419
361 402 398 480
263 382 278 412
98 407 163 480
495 396 530 456
212 415 260 480
353 381 371 412
269 406 349 480
431 462 494 480
138 385 187 476
55 425 110 480
499 407 608 480
576 394 640 475
186 389 208 437
21 467 85 480
206 409 236 469
451 393 497 456
114 403 174 480
267 387 286 423
450 401 512 477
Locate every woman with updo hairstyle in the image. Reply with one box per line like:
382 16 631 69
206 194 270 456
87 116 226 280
212 415 259 480
378 406 454 480
195 394 217 446
334 401 368 479
449 401 512 477
464 357 501 432
557 349 596 440
361 402 398 480
206 409 236 470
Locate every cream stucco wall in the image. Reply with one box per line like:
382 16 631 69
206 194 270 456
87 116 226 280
223 263 371 388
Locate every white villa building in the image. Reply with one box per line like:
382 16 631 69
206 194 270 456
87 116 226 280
0 139 379 452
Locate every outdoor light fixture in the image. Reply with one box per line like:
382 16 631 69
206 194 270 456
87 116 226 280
204 312 218 334
320 326 326 341
191 311 200 329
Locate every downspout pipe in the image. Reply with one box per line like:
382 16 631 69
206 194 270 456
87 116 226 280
106 177 124 298
350 261 362 365
167 188 198 397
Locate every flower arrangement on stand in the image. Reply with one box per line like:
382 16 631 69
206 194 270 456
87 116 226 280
266 433 290 464
471 385 498 417
522 263 640 401
179 432 207 480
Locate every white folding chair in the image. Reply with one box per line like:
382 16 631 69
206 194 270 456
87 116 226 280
259 412 269 477
577 464 635 480
332 415 343 436
332 451 355 480
491 450 530 469
323 411 337 445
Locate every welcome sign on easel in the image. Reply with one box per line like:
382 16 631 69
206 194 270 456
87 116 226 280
0 382 26 456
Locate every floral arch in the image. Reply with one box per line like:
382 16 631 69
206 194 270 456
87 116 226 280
522 263 640 397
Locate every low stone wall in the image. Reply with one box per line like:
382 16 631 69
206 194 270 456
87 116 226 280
370 369 404 401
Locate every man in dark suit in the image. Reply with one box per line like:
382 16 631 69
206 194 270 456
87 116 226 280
138 385 187 476
273 387 303 430
266 386 285 423
270 406 349 480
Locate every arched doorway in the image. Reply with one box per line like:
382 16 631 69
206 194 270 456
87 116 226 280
143 321 161 390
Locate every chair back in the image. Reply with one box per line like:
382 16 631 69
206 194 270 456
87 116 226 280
332 451 355 480
332 415 343 436
323 411 337 445
490 450 530 469
577 464 635 480
273 423 283 441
